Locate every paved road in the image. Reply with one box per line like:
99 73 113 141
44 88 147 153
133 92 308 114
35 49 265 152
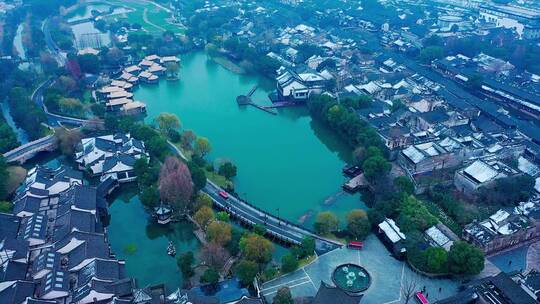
168 142 342 254
31 79 90 127
42 18 66 66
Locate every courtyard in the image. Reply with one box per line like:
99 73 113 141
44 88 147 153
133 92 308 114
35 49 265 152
261 235 460 304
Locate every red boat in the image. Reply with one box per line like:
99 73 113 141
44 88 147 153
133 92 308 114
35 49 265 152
347 241 364 250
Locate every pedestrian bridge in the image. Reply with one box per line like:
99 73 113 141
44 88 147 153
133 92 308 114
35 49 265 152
3 135 57 164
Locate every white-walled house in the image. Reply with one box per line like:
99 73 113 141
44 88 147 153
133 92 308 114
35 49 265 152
75 134 148 183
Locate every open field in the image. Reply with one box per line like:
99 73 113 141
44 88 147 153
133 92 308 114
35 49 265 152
103 0 185 34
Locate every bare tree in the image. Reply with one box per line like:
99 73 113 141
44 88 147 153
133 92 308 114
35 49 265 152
402 275 419 304
201 242 230 269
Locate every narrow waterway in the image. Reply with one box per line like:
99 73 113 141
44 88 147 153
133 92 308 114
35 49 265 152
107 187 200 289
135 52 365 226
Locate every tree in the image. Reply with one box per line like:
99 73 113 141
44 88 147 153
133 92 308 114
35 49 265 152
201 242 230 269
206 221 232 245
181 130 196 150
0 158 9 200
140 185 160 208
300 237 315 258
177 252 194 278
189 164 207 193
425 247 448 273
200 268 219 285
0 201 11 213
314 211 338 235
478 175 535 207
401 276 419 304
106 47 124 65
194 206 214 230
58 98 85 116
158 157 193 212
273 287 294 304
346 209 370 240
195 193 213 210
239 233 274 264
362 156 391 181
236 259 258 286
218 161 237 179
56 76 77 94
194 136 211 158
281 253 299 273
216 211 230 222
397 196 438 232
155 113 181 137
466 73 483 90
55 128 82 156
448 241 484 275
352 146 366 165
418 46 444 63
166 62 180 78
394 176 414 195
77 54 100 74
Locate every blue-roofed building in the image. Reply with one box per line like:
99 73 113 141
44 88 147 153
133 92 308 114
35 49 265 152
31 251 60 281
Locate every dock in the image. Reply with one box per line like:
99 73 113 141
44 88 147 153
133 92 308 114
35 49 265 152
236 85 277 115
343 165 362 177
343 173 368 193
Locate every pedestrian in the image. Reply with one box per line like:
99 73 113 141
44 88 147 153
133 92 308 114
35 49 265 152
426 292 429 298
509 260 512 266
438 287 441 293
422 286 426 292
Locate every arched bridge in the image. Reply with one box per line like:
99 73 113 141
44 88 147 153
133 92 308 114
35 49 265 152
3 135 57 164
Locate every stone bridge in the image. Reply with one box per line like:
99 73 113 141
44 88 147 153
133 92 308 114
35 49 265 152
3 135 57 164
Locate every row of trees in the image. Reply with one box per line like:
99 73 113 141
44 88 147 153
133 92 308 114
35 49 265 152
8 87 47 140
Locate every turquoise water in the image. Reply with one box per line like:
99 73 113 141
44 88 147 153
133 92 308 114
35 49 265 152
135 52 364 226
107 187 200 289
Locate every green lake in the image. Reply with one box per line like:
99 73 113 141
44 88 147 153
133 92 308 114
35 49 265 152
136 52 365 224
107 51 367 290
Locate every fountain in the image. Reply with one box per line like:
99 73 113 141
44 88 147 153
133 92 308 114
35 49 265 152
332 263 371 293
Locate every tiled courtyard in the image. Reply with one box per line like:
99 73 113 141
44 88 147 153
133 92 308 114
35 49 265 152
261 235 460 303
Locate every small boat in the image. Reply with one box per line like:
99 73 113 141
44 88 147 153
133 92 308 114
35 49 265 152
167 241 176 257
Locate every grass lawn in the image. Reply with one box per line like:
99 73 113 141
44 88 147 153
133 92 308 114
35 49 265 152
205 170 233 189
104 0 184 34
6 166 27 195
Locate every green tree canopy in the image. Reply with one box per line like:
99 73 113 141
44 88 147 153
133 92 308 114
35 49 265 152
425 247 448 273
346 209 370 240
314 211 339 235
448 241 484 275
281 253 299 273
362 155 391 181
235 259 258 286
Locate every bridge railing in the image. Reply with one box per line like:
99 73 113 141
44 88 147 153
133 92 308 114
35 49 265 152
3 135 55 160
